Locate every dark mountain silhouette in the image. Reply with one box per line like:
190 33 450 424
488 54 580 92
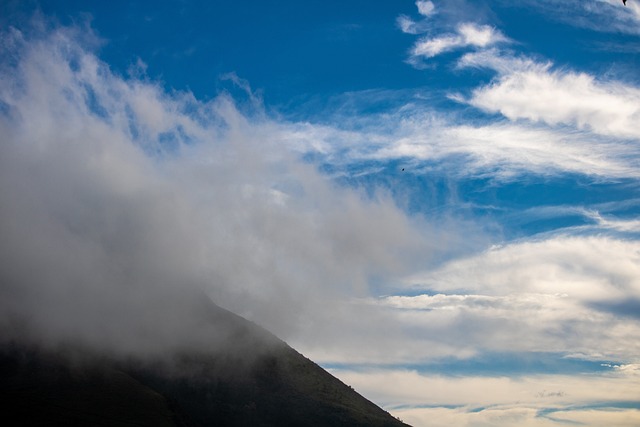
0 295 410 427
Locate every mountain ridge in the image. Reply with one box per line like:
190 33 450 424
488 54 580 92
0 294 410 426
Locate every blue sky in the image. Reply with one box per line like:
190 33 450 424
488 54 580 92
1 1 640 426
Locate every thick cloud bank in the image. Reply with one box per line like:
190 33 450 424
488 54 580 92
0 23 428 358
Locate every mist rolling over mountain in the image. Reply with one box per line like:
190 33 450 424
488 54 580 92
0 19 425 358
0 13 417 425
0 297 408 426
2 1 640 426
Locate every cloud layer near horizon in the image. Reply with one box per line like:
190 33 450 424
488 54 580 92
332 366 640 427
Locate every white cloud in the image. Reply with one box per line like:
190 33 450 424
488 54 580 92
406 235 640 301
396 1 435 35
281 46 640 184
512 0 640 36
416 0 436 17
395 406 640 427
274 103 640 181
286 59 639 181
394 406 554 427
392 235 640 360
458 22 501 46
585 211 640 233
461 51 640 139
411 23 508 59
296 234 640 365
412 34 460 58
372 119 639 180
397 15 421 35
549 409 640 427
458 48 546 73
381 293 571 312
331 368 640 427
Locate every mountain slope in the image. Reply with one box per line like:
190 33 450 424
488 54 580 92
0 296 409 427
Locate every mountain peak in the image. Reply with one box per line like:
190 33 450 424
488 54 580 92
0 296 409 426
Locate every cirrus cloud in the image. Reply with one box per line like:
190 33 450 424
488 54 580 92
410 23 509 61
460 50 640 139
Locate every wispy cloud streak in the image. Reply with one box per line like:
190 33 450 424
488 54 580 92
411 23 508 59
460 50 640 139
508 0 640 36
